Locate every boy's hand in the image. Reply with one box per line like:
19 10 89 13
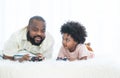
79 56 87 60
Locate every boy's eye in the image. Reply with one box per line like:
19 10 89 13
66 38 70 42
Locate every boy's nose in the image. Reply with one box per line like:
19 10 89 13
63 42 67 48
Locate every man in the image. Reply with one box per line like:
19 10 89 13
3 16 54 62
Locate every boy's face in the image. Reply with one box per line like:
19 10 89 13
62 33 78 52
28 19 46 46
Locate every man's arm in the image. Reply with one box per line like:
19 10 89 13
3 32 19 59
3 55 14 60
3 54 30 62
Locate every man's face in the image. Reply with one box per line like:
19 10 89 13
62 33 78 52
28 19 46 46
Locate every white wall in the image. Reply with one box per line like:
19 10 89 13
0 0 120 59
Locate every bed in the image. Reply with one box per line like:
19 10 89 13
0 56 120 78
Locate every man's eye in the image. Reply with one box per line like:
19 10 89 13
32 28 38 31
42 29 45 32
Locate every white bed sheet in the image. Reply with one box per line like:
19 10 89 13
0 57 120 78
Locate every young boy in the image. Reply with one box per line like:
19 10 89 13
57 21 94 61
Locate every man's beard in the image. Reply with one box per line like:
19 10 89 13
27 32 44 46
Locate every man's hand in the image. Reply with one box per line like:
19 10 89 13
36 53 45 60
19 54 30 62
30 53 45 62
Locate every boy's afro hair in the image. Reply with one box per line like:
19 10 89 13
60 21 87 44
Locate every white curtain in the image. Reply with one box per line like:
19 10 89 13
0 0 120 59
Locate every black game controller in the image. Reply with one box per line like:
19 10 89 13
30 56 43 62
14 55 43 62
56 57 67 61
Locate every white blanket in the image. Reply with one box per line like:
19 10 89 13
0 57 120 78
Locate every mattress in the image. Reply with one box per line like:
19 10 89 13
0 57 120 78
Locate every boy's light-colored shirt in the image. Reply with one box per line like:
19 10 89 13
3 27 54 59
57 44 94 61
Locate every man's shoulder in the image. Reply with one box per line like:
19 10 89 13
16 27 27 34
41 32 54 47
10 26 27 39
45 32 54 40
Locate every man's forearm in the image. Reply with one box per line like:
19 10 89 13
3 55 14 60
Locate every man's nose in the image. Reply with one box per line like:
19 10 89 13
36 31 42 36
